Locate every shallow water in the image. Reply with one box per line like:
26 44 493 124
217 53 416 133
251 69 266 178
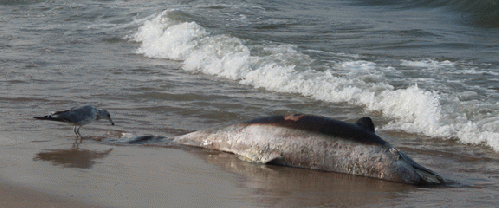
1 0 499 207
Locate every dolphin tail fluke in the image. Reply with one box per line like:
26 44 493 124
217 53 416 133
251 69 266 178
415 169 445 185
398 151 445 185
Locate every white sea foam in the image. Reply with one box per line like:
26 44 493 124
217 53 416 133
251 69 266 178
131 10 499 152
401 59 455 69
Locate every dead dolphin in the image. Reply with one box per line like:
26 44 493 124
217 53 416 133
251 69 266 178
174 114 444 185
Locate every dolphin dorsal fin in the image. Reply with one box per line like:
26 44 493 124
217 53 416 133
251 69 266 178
356 117 375 132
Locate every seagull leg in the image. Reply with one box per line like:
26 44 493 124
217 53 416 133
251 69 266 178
73 126 78 137
73 126 79 143
71 141 80 149
73 126 84 143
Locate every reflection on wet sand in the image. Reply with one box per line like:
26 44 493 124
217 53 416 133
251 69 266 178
33 147 113 169
190 149 414 207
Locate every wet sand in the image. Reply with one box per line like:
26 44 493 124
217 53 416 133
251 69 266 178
0 134 259 207
0 179 99 208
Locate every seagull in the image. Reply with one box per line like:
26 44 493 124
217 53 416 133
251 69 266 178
34 105 115 140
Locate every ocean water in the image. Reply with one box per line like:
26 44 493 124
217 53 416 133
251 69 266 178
1 0 499 207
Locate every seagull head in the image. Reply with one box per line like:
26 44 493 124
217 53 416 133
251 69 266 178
98 109 115 125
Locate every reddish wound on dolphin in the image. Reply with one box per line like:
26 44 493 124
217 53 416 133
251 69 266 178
284 114 306 122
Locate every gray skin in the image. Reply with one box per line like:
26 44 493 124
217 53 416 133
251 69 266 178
174 114 444 185
34 105 115 138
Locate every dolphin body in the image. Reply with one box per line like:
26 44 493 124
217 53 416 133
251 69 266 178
174 114 444 185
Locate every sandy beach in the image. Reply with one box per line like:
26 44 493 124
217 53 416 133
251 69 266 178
0 132 260 207
0 179 100 208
